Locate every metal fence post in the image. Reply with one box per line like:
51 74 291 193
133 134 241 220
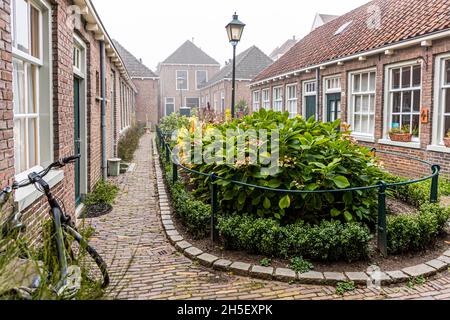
430 164 441 204
165 144 170 163
172 162 178 185
210 173 219 243
377 181 388 256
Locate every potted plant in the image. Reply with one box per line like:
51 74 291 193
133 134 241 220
389 126 413 143
444 130 450 148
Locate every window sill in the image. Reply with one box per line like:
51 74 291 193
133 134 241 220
351 134 376 143
427 145 450 154
15 170 65 212
378 139 421 149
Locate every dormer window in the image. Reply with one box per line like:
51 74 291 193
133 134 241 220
334 21 352 36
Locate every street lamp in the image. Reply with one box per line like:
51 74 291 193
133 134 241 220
226 12 245 119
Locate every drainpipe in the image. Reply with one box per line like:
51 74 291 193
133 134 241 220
100 41 107 180
316 68 321 121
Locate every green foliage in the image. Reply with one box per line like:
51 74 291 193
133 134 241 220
118 123 146 162
85 181 119 206
387 204 450 254
289 257 313 274
236 99 249 115
159 113 190 136
217 215 371 262
191 110 382 224
260 258 272 267
407 276 426 289
167 181 211 239
336 281 356 296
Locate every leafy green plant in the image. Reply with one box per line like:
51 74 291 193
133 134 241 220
188 110 383 224
118 122 146 162
289 257 313 274
260 258 272 267
407 276 426 289
85 181 119 207
336 281 356 296
159 113 190 136
387 204 450 254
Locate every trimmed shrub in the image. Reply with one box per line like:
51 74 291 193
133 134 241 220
85 181 119 206
387 204 450 254
118 123 146 162
217 215 371 262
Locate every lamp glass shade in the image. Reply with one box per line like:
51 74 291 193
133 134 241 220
226 14 245 43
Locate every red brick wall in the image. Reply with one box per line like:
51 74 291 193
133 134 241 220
251 37 450 178
133 78 159 126
199 79 252 113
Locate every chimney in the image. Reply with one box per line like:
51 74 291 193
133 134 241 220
293 35 296 40
139 58 143 64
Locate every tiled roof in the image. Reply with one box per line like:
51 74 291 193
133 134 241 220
113 40 158 78
270 37 297 60
201 46 272 88
254 0 450 82
162 40 220 65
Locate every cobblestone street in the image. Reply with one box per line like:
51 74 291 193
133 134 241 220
89 134 450 300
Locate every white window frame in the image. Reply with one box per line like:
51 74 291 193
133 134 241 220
262 88 270 110
286 84 297 118
302 80 317 119
429 53 450 153
165 97 175 116
195 70 208 90
322 75 342 123
380 60 422 148
220 92 225 113
273 86 283 112
252 90 260 112
347 68 377 141
176 70 188 91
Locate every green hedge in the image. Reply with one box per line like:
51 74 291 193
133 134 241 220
387 204 450 254
118 123 146 162
217 215 372 262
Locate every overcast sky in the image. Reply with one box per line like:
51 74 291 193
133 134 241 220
92 0 370 71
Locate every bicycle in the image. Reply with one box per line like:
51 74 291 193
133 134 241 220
0 155 109 299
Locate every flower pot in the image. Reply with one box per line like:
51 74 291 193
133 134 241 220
444 137 450 148
389 133 413 143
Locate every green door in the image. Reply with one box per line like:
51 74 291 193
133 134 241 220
74 77 81 206
305 96 316 120
326 93 341 123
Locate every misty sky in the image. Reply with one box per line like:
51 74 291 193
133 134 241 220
92 0 370 71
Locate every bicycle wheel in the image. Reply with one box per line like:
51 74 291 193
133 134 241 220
63 225 110 289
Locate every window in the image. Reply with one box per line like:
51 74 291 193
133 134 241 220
349 70 376 136
387 64 421 139
213 94 217 111
73 46 81 71
334 21 353 36
433 57 450 147
303 80 317 120
304 81 316 95
221 92 225 113
262 89 270 110
165 97 175 116
176 70 188 90
286 85 297 118
12 0 51 174
273 87 283 112
326 77 341 92
196 70 207 90
252 91 260 112
186 98 199 109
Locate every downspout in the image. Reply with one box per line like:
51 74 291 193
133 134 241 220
316 68 321 121
100 41 107 180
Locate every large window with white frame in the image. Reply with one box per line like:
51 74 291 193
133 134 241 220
176 70 188 90
252 90 260 112
286 84 297 118
262 89 270 110
196 70 207 90
12 0 51 175
348 70 376 136
273 87 283 112
386 63 422 139
433 56 450 148
220 92 225 113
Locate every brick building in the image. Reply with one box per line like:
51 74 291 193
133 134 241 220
250 0 450 178
158 40 220 118
0 0 137 239
113 40 159 127
199 46 272 115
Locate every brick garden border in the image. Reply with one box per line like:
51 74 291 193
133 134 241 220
152 139 450 286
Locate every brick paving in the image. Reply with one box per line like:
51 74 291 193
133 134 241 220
89 134 450 300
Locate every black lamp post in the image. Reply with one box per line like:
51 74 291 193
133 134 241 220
226 12 245 119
